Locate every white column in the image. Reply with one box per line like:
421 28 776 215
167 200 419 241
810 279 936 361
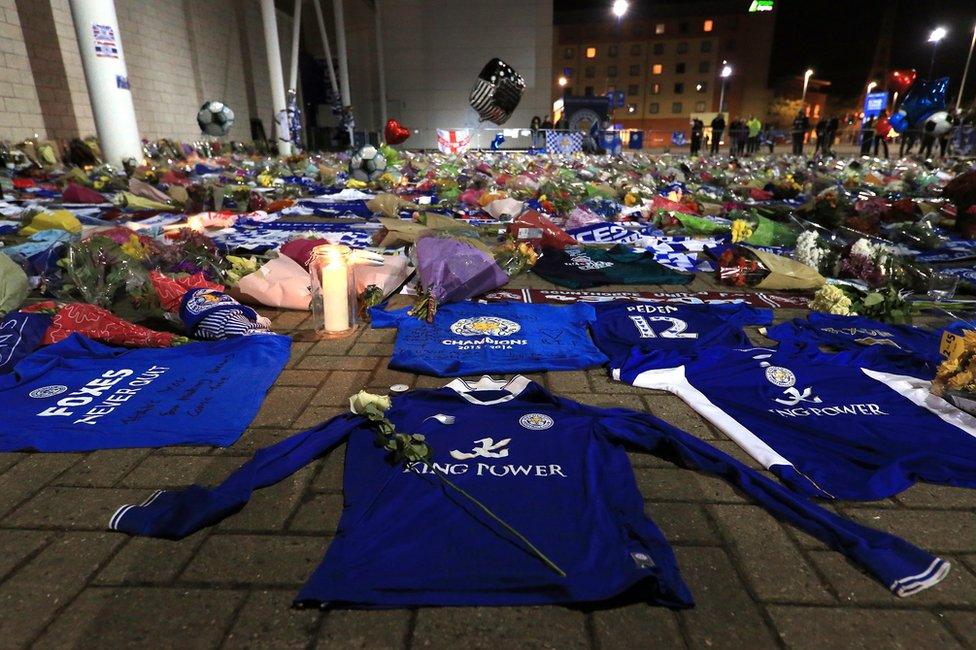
333 0 353 142
260 0 292 155
68 0 143 166
311 0 340 100
288 0 303 92
374 0 387 128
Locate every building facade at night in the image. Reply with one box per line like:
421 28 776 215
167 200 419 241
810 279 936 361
552 0 776 146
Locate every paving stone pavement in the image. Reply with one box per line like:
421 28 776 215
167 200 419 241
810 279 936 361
0 273 973 649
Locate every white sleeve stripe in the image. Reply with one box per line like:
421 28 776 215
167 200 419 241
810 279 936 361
890 558 951 597
628 365 796 471
861 368 976 439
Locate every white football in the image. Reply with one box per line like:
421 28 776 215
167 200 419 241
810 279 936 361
197 100 235 136
349 145 388 182
924 111 952 137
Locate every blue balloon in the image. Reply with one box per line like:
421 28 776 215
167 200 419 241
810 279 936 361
490 133 505 150
897 77 949 129
889 110 909 133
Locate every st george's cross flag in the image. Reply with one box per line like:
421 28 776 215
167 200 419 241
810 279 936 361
437 129 472 154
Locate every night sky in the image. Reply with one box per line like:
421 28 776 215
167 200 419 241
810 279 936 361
554 0 976 102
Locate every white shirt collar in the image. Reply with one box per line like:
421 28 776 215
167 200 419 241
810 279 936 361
443 375 532 405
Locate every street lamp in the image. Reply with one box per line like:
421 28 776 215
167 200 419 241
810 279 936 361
611 0 628 18
867 81 877 94
719 64 732 113
801 68 814 104
928 26 947 78
557 76 568 87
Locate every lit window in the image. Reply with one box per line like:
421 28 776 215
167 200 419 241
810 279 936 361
586 47 597 58
672 101 683 113
655 23 665 34
703 19 714 32
652 64 663 75
649 102 660 114
650 83 661 94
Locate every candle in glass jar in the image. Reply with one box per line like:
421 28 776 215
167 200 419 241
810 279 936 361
321 254 350 332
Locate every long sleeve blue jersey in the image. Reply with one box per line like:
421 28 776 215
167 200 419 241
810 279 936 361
616 343 976 500
110 377 948 608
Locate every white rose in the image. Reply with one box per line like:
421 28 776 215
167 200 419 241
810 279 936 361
349 390 392 415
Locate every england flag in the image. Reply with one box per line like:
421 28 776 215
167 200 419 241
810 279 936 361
437 129 472 154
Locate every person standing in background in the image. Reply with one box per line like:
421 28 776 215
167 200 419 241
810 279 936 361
814 118 827 155
710 113 725 155
746 115 762 154
899 121 919 157
791 110 809 155
690 118 704 156
825 115 840 155
530 116 543 149
860 117 875 156
873 110 891 159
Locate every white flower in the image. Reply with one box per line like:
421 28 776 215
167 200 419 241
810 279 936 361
349 391 392 415
795 230 827 270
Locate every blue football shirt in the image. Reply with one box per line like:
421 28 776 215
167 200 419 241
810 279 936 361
370 301 608 376
0 333 290 451
111 376 949 607
764 312 968 365
590 301 772 367
616 344 976 501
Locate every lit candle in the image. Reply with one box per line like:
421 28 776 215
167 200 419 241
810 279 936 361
320 247 350 333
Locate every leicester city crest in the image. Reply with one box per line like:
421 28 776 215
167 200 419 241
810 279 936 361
519 413 554 430
764 366 796 388
450 317 521 337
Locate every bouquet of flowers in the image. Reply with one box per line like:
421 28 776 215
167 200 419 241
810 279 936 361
809 283 914 324
794 229 841 276
931 330 976 415
493 239 538 277
57 236 148 308
409 234 509 322
23 300 187 347
716 245 825 290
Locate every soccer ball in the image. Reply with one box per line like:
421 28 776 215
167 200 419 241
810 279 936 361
196 100 235 137
349 145 387 182
923 111 952 137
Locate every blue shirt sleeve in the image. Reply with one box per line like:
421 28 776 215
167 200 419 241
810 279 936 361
368 306 410 329
110 414 364 538
597 411 950 596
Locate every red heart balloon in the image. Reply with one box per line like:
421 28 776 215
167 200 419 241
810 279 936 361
888 69 917 95
384 119 410 145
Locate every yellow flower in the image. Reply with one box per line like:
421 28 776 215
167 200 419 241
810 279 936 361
731 219 753 243
948 371 974 389
256 173 275 187
120 234 149 260
624 193 637 206
346 179 368 189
